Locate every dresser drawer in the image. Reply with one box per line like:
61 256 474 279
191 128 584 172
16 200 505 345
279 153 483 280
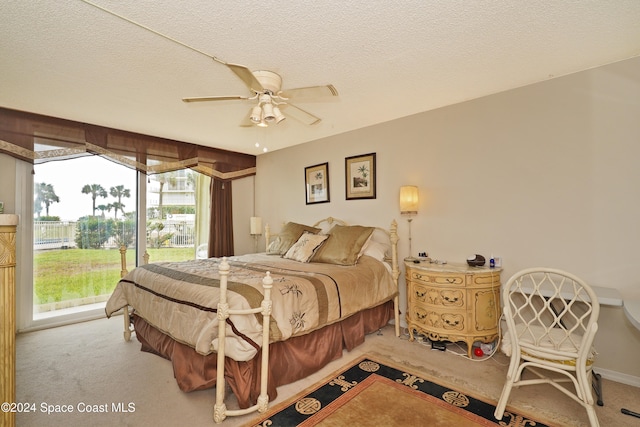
409 305 466 333
408 270 465 287
470 272 501 287
409 282 465 308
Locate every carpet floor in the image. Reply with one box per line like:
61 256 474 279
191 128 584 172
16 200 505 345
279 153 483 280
15 316 640 427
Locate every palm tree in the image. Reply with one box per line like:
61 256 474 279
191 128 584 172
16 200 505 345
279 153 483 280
81 184 108 216
34 182 60 218
96 204 110 218
109 185 131 219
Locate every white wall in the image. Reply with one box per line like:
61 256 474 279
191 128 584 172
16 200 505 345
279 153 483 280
255 56 640 380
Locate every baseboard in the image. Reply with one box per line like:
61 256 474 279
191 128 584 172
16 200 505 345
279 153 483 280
595 367 640 388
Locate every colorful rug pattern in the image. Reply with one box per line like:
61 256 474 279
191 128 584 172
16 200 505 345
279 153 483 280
247 355 552 427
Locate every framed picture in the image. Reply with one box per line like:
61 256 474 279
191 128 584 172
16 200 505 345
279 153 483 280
305 162 330 204
345 153 376 200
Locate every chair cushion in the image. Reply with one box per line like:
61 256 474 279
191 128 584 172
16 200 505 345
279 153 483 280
501 324 596 366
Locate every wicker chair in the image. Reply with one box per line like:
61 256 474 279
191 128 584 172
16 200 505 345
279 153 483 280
494 268 600 427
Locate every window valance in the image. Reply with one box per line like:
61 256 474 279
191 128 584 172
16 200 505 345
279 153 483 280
0 107 256 180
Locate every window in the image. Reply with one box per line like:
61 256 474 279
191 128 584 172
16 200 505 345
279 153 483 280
145 170 208 263
2 107 248 331
27 156 210 329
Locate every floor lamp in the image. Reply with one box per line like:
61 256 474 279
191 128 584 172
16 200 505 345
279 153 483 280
399 185 419 261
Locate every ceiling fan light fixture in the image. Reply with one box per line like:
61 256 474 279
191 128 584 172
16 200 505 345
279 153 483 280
262 102 275 122
273 106 286 124
249 106 262 123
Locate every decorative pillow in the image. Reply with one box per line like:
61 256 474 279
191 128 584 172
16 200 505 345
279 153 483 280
311 225 375 266
283 232 329 262
266 222 321 255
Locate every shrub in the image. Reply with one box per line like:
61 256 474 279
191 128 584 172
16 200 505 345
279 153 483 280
75 216 115 249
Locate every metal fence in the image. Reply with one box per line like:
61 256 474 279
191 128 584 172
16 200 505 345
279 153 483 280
34 220 196 250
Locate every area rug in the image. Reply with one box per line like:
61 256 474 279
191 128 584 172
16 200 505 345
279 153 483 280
244 355 553 427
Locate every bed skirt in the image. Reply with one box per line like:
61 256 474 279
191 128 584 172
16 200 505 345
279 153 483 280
132 300 394 409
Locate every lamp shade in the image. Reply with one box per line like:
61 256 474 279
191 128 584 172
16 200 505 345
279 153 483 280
250 216 263 235
399 186 419 214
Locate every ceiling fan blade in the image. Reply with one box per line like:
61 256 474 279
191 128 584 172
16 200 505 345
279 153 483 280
279 84 338 99
280 103 321 126
182 95 249 103
225 63 264 93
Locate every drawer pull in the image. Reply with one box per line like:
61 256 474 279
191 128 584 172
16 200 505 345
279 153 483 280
446 278 456 284
443 296 459 303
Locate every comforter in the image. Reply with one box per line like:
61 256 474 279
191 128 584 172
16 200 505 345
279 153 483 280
105 253 397 362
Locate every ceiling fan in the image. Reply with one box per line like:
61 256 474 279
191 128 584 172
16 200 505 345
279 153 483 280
182 62 338 127
77 2 337 127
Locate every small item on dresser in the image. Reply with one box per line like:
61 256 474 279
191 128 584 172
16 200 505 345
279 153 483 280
473 347 484 357
467 254 485 267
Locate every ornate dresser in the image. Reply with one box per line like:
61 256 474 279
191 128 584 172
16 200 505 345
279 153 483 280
405 261 501 357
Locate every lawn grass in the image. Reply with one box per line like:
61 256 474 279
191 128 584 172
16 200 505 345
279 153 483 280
34 247 194 304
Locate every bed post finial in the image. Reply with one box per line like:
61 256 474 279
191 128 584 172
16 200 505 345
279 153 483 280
119 244 128 278
389 219 400 338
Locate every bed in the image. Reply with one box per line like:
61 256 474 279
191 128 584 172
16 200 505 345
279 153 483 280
105 217 400 422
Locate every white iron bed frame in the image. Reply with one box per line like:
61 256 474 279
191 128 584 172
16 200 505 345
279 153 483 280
118 217 400 423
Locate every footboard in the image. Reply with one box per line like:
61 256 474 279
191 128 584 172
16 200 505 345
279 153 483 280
117 250 274 422
214 257 273 423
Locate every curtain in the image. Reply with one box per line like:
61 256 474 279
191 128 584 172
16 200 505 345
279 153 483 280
208 178 234 257
0 107 256 180
194 173 211 256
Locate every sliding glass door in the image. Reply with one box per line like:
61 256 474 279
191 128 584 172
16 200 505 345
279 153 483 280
32 156 137 322
27 157 210 329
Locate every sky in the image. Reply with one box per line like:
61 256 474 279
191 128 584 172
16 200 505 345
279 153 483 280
34 156 138 222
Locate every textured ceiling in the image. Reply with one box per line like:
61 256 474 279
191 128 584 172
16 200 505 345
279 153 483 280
2 1 640 156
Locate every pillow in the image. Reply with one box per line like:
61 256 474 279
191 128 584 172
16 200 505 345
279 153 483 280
283 232 329 262
266 222 321 255
362 240 388 262
311 225 375 266
361 228 391 261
